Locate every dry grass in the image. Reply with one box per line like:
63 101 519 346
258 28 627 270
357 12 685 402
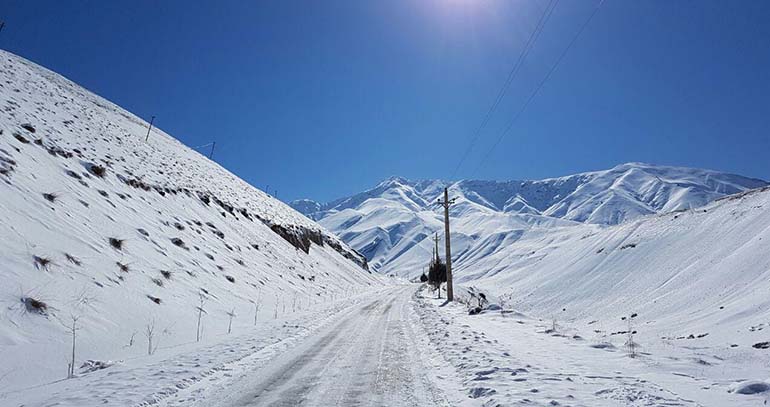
89 164 107 178
65 253 82 266
109 237 125 250
117 262 130 273
13 132 30 144
21 296 48 315
147 295 162 304
170 237 187 249
33 255 53 271
160 270 172 280
42 192 58 203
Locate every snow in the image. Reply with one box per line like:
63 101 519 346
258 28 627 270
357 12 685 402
0 49 383 396
3 46 770 406
292 164 766 276
416 284 770 406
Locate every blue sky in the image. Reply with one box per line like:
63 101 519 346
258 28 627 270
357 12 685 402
2 1 769 202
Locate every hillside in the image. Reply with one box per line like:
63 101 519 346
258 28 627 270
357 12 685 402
0 49 382 392
292 164 766 274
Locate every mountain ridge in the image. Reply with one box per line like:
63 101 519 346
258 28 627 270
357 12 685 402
291 162 767 274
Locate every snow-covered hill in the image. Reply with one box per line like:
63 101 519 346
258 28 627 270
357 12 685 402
292 164 766 274
0 49 383 392
294 169 770 404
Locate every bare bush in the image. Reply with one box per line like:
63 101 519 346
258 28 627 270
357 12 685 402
109 237 125 251
33 255 53 271
13 132 30 144
65 253 82 266
21 296 48 315
89 164 107 178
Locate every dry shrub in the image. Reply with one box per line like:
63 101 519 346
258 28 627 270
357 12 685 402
109 237 124 250
89 164 107 178
33 255 53 271
43 192 58 203
65 253 82 266
21 296 48 315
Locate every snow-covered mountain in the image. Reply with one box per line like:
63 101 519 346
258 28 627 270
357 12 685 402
0 49 383 392
291 164 767 274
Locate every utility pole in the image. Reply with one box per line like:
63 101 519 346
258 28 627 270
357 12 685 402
437 187 457 301
0 21 5 35
145 115 155 142
209 141 216 159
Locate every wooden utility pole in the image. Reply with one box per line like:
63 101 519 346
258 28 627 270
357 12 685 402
0 22 6 35
145 115 155 142
438 187 456 301
209 141 216 159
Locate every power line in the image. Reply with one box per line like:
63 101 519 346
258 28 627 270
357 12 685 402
451 0 560 180
471 0 605 177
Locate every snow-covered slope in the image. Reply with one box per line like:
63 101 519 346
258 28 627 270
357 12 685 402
292 165 766 275
0 49 382 392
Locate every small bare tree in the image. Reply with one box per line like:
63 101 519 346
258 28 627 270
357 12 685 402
196 292 207 342
499 293 512 317
273 294 279 319
65 314 80 378
124 331 138 348
253 288 262 326
145 319 157 355
227 308 236 334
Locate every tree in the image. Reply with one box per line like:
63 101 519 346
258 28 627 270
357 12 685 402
65 314 80 378
426 233 447 298
253 288 262 326
226 308 236 334
196 292 207 342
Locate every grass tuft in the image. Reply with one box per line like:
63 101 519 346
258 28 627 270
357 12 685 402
109 237 125 251
65 253 82 266
89 164 107 178
33 255 53 271
21 296 48 315
147 295 162 304
42 192 58 203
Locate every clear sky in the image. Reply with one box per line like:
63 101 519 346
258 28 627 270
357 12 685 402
2 1 769 202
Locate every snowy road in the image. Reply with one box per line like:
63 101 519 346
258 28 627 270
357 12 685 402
179 286 456 407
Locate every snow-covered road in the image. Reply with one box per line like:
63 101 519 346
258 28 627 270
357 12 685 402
163 285 460 407
5 283 769 406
